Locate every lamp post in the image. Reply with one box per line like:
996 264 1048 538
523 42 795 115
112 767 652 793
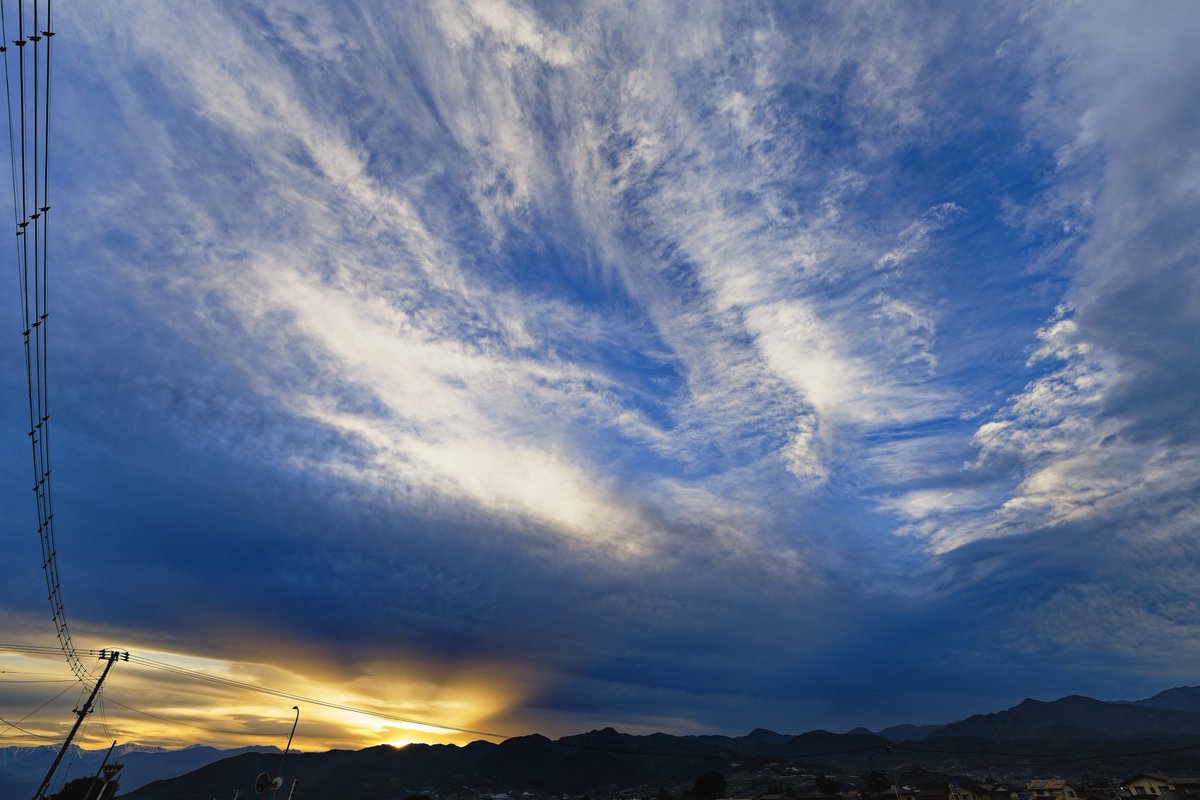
256 706 301 799
278 706 300 779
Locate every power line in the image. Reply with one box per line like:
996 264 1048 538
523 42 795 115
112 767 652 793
14 649 1200 775
126 654 510 740
104 694 300 741
0 643 103 657
894 740 1112 759
93 676 888 763
96 690 112 741
19 645 1200 770
121 655 1200 767
0 678 78 740
1 0 88 688
0 713 55 739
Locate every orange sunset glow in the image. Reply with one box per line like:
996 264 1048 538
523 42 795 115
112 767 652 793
1 632 525 752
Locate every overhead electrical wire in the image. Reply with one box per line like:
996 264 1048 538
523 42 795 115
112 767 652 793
125 654 510 740
0 679 77 739
104 694 303 741
0 0 1190 781
122 654 1200 768
0 643 91 655
0 0 87 687
0 1 1174 770
8 643 1199 771
96 690 112 741
0 713 54 738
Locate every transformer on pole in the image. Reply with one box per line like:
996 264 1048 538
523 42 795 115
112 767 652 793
32 650 127 800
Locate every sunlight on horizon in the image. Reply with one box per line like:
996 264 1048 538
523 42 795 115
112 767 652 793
1 641 521 752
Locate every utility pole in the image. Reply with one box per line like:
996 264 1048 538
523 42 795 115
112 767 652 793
96 764 124 800
82 740 117 800
884 744 903 800
32 650 126 800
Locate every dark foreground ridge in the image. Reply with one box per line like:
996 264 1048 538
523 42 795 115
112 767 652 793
11 687 1200 800
0 744 283 798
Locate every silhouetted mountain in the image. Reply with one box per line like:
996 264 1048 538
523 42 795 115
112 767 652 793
123 732 728 800
475 730 717 792
0 743 281 797
0 765 34 800
75 686 1200 800
741 727 794 748
785 729 890 759
877 723 943 742
1131 686 1200 714
929 694 1200 740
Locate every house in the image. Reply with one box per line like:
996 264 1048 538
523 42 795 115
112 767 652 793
1074 780 1122 800
1169 778 1200 799
1123 776 1174 798
952 779 1019 800
1026 779 1081 800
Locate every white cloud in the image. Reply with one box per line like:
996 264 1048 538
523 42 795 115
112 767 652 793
436 0 578 68
876 202 965 270
32 0 1200 740
913 1 1200 555
71 0 984 546
62 0 1195 588
882 487 992 522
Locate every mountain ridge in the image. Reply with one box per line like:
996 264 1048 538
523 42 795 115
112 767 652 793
10 686 1200 799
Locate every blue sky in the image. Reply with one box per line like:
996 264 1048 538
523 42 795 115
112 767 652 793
2 1 1199 750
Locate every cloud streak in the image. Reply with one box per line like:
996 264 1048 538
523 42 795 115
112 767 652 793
1 0 1197 747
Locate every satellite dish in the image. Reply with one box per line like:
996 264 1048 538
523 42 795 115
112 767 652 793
255 772 271 794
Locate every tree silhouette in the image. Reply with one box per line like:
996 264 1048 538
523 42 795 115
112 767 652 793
47 775 120 800
693 771 727 800
867 771 891 796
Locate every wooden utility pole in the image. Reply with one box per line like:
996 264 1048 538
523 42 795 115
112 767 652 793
32 650 126 800
884 744 903 800
81 739 117 800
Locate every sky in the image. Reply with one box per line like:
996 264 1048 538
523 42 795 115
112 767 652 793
2 0 1200 755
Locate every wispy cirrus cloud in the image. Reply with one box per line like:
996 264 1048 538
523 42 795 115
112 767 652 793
79 0 976 555
904 1 1200 556
3 0 1196 749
